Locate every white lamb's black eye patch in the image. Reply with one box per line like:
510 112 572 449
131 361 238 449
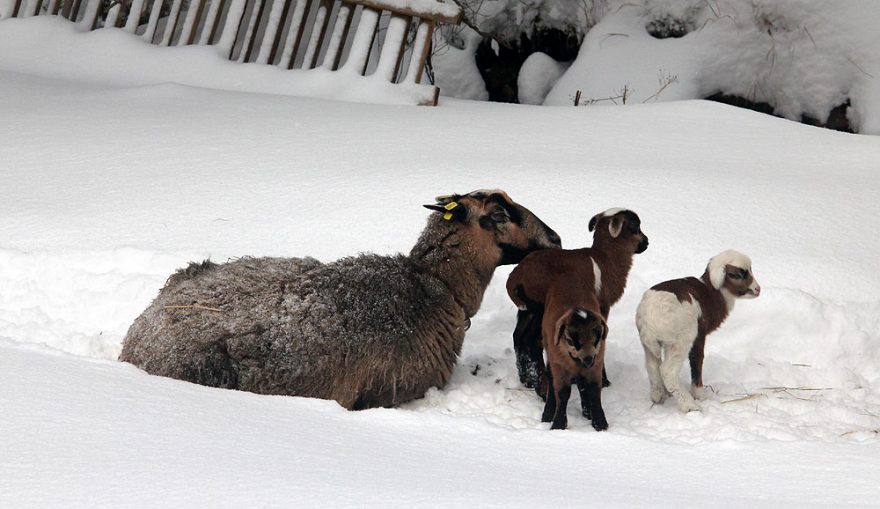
727 268 748 280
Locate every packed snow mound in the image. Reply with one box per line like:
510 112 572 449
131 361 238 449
517 52 569 105
433 25 489 100
543 0 880 134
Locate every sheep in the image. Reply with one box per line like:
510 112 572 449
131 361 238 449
635 249 761 412
539 282 609 431
506 208 649 417
119 190 561 410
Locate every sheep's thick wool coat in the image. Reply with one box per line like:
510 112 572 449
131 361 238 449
120 217 481 410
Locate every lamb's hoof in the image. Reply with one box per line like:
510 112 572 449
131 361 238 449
550 419 568 430
651 389 667 404
691 385 708 401
591 415 608 431
678 400 702 413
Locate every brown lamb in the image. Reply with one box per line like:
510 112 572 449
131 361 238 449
539 277 609 430
506 208 648 419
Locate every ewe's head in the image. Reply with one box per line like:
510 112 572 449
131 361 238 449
556 308 607 370
588 208 649 254
706 249 761 298
424 190 561 266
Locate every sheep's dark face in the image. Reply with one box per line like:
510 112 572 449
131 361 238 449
426 190 561 266
476 191 562 265
557 308 607 370
589 209 649 254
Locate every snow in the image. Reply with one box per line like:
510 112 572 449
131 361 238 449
2 14 880 507
0 17 437 105
432 24 489 100
543 0 880 134
517 51 569 105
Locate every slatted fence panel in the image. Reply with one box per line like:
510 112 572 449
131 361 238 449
4 0 461 105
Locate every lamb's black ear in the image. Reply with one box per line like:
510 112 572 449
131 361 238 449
588 213 601 232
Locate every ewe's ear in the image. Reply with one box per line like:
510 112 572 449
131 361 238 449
608 216 624 238
423 201 468 222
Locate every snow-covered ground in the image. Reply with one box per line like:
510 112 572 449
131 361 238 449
2 16 880 508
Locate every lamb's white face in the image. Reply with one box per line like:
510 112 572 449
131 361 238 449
708 250 760 298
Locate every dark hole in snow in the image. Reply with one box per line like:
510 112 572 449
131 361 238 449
475 28 580 103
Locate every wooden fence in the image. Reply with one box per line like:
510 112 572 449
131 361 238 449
6 0 461 105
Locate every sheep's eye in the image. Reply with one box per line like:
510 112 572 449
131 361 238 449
727 272 742 280
490 209 509 223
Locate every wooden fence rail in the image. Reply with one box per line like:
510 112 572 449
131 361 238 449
6 0 461 105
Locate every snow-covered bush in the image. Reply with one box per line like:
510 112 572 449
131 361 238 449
432 0 878 133
543 0 879 134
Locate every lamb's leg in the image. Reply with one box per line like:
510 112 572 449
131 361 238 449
600 305 611 387
660 339 701 413
513 309 544 389
580 376 608 431
640 334 666 404
689 334 707 400
576 376 592 419
541 368 556 423
550 379 571 430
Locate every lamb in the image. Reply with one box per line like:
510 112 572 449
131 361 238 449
506 208 648 418
119 190 561 410
539 281 609 430
635 249 760 412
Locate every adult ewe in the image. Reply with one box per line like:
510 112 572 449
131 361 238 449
119 190 561 410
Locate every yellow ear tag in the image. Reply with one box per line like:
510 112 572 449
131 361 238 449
443 212 453 220
444 201 458 210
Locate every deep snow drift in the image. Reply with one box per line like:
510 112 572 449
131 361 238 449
1 16 880 508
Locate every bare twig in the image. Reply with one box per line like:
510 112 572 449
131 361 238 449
803 26 817 48
759 386 834 391
599 32 629 48
846 55 874 78
840 428 880 438
722 393 766 404
642 72 679 103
